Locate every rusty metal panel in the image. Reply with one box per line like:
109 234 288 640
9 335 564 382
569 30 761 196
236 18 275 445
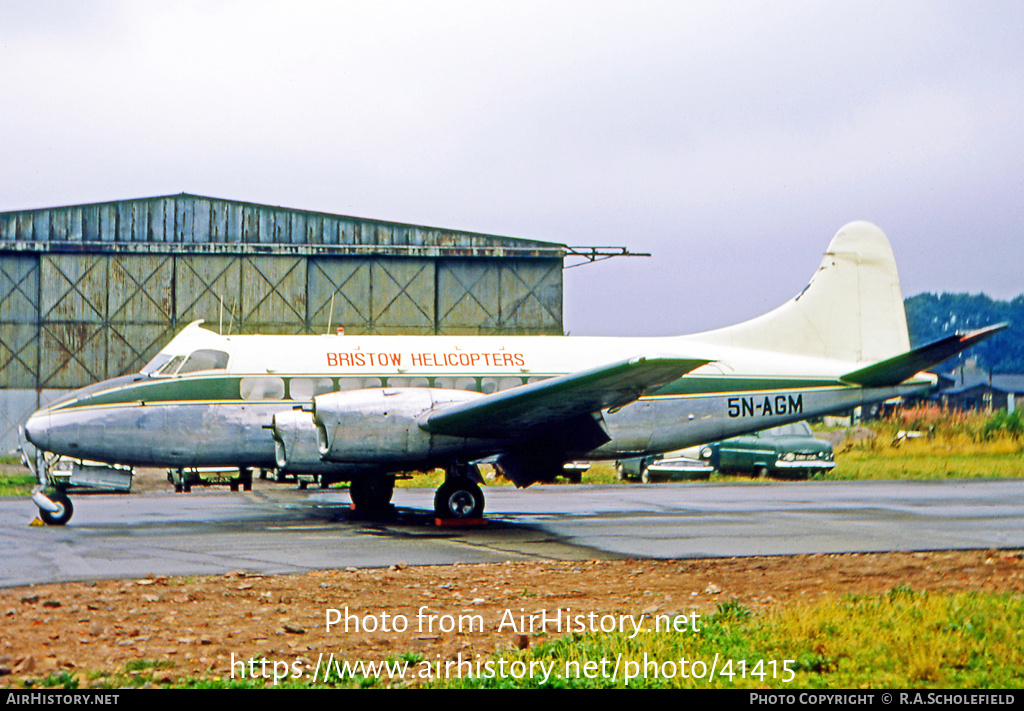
241 204 259 243
437 259 500 334
31 211 49 241
269 209 291 243
40 255 107 323
0 324 39 388
82 204 101 241
49 208 68 241
0 389 46 453
0 214 16 241
321 216 340 245
99 203 116 242
257 207 278 243
107 323 177 377
16 213 33 242
498 259 563 334
307 258 372 334
39 323 107 388
108 255 174 324
175 254 241 326
370 258 435 334
240 256 307 330
130 201 149 241
160 197 176 242
0 255 39 323
193 198 211 242
290 212 306 245
67 206 83 241
116 203 133 242
175 197 194 242
208 200 225 241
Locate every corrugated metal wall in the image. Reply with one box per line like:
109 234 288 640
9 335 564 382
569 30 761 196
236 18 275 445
0 195 566 452
0 193 561 252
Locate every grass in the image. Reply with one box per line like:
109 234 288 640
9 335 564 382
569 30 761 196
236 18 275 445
825 407 1024 481
63 587 1020 689
429 589 1024 689
0 472 36 497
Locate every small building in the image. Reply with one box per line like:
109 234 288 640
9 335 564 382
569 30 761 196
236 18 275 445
939 374 1024 413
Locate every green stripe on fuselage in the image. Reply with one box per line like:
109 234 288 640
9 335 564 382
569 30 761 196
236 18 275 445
649 376 845 396
52 376 243 409
49 373 848 410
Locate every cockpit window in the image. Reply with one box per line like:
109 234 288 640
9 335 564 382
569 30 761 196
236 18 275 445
177 349 230 374
156 355 186 376
151 350 229 377
140 353 172 375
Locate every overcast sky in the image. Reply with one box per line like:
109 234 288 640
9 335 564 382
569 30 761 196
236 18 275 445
1 0 1021 336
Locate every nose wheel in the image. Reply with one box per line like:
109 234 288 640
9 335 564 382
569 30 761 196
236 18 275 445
36 491 74 526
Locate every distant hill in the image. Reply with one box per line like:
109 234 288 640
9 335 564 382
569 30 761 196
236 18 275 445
904 293 1023 373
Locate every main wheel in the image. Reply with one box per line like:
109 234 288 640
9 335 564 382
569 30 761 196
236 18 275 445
349 476 395 510
434 480 484 519
39 492 73 526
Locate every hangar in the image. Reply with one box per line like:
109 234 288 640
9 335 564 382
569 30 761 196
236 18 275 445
0 193 611 452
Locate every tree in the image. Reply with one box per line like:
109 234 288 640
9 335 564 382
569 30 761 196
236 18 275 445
904 293 1024 373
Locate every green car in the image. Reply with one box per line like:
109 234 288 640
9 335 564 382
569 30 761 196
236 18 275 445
700 421 835 479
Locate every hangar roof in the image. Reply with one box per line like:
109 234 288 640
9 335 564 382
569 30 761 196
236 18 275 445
0 193 568 259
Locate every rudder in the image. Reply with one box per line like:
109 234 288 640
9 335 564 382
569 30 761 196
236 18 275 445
697 222 910 364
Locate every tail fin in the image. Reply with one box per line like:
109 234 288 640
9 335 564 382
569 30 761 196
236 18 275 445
698 221 910 364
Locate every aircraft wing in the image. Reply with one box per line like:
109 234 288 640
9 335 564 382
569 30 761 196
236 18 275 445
841 323 1008 387
420 356 709 441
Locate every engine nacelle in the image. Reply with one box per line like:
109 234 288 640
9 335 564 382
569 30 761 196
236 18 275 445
272 409 334 473
313 388 482 464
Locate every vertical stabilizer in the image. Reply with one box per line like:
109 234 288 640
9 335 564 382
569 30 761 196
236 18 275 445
696 222 910 364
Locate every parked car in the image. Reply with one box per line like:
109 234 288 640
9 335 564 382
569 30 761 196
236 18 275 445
700 421 835 478
616 450 713 483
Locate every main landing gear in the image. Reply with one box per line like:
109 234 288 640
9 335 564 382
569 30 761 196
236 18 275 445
433 463 485 520
348 475 396 511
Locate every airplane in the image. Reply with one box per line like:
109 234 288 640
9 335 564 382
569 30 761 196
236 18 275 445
23 221 1004 525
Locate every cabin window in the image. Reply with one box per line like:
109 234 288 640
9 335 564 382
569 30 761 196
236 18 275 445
481 376 524 393
433 376 479 392
240 377 285 401
455 377 477 391
177 349 230 374
288 377 333 401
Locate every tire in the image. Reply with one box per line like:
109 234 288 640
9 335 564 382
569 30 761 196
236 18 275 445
640 465 653 484
39 492 73 526
616 462 628 481
434 480 484 519
755 466 769 479
349 476 395 510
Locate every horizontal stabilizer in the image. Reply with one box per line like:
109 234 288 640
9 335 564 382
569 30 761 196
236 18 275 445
421 355 708 440
841 323 1008 387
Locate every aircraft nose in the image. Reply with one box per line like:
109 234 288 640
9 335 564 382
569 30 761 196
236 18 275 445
23 411 50 450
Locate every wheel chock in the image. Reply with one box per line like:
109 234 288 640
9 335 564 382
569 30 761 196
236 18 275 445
434 517 486 528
